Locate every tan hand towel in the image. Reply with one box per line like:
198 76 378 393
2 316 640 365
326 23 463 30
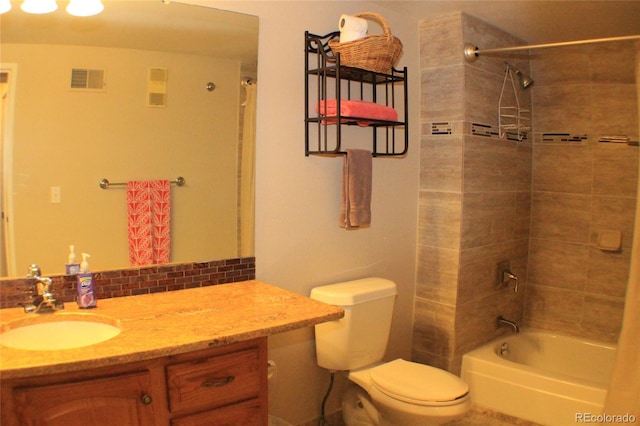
340 149 372 229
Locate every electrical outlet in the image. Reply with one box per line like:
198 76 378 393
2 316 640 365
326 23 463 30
50 186 61 203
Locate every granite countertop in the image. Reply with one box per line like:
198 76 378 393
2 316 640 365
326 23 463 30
0 281 344 379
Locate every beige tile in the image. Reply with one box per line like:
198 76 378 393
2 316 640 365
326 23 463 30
413 298 456 359
532 84 592 134
461 192 515 249
420 135 463 192
458 242 512 304
514 191 531 240
586 247 631 298
419 13 463 69
591 196 637 248
422 66 465 122
530 192 591 243
411 348 451 372
532 143 592 194
463 135 519 192
416 245 459 305
464 67 503 126
591 83 639 137
461 13 528 78
581 295 625 342
455 289 523 356
587 41 638 84
528 239 588 290
514 141 532 191
529 46 590 86
592 144 639 198
511 238 530 261
524 284 584 330
418 191 462 249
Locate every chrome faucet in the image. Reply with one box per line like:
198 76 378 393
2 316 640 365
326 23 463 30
23 264 64 314
496 315 519 333
497 260 519 292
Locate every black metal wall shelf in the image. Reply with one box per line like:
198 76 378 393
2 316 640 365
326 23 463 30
305 31 408 157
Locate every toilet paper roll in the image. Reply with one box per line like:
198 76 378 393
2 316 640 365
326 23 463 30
339 14 368 43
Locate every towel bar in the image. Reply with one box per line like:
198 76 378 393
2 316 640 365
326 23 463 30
99 176 185 189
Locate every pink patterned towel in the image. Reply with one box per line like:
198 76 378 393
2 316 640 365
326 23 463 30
126 180 171 266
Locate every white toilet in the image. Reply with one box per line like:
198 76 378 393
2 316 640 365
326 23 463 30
311 278 471 426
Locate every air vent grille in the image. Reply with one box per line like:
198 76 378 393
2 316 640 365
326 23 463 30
70 68 105 91
148 67 168 107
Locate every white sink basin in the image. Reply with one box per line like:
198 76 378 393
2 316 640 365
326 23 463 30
0 313 121 351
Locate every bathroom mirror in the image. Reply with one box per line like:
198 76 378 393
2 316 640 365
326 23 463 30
0 1 258 277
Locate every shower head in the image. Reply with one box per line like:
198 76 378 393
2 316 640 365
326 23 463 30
515 70 534 89
505 63 534 89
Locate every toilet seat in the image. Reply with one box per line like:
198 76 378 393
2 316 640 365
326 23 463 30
366 359 469 407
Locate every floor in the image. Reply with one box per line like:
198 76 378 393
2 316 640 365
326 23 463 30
444 406 542 426
303 405 542 426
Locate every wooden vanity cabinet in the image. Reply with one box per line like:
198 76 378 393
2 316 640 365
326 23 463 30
0 338 268 426
10 371 156 426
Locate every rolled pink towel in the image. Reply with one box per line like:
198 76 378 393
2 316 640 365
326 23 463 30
317 99 398 124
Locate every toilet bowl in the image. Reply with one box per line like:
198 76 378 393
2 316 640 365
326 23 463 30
311 278 471 426
347 359 470 425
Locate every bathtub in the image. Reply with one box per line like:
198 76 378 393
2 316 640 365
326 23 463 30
461 330 617 426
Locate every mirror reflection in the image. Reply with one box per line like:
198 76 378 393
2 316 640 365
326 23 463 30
0 1 258 277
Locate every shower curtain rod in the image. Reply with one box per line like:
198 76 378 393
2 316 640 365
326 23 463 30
463 34 640 62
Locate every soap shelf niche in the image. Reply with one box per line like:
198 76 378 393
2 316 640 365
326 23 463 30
305 31 408 157
498 66 530 141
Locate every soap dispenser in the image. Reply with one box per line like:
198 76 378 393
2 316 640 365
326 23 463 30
77 253 96 308
65 245 80 275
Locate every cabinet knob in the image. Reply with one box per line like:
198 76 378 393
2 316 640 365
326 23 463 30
202 376 235 388
141 394 153 405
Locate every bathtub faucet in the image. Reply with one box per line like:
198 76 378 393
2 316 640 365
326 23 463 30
496 315 519 333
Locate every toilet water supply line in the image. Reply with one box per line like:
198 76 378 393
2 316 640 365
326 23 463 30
318 370 380 425
318 371 335 426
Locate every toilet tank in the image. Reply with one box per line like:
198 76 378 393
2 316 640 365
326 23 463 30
310 278 397 371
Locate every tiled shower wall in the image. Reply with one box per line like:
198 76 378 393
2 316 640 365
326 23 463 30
415 13 638 373
414 13 532 373
524 41 638 342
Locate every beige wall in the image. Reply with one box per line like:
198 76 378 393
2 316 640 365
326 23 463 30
5 43 241 273
525 41 639 342
196 2 421 425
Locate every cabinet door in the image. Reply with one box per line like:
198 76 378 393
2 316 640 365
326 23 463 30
13 371 155 426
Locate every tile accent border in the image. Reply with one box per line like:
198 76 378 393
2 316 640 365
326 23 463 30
0 257 256 309
428 121 529 141
539 133 588 143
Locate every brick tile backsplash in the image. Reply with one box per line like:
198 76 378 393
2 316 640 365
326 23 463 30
0 257 255 309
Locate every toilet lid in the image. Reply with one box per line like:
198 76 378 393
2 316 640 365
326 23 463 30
370 359 469 406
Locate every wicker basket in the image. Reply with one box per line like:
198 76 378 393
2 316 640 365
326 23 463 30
328 12 403 73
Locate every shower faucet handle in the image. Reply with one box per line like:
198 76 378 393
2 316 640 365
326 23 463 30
497 260 519 292
502 271 519 292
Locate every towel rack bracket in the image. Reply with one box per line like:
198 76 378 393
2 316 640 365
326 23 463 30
99 176 186 190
